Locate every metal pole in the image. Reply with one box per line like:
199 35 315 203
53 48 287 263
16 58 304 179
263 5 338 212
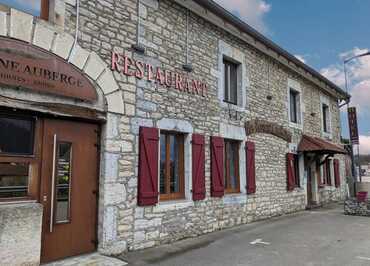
357 144 362 183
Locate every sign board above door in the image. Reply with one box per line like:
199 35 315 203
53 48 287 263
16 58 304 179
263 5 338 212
0 38 97 102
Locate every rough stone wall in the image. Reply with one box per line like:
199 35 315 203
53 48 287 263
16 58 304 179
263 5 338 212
63 0 348 253
0 203 43 266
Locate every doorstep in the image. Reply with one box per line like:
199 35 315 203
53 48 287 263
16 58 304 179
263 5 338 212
42 252 128 266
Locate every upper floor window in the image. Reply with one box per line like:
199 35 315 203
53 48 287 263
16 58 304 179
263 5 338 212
159 131 185 201
224 139 240 194
0 0 48 20
322 103 330 133
223 58 239 105
289 89 301 124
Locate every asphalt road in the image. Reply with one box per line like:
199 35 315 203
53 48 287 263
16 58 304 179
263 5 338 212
123 204 370 266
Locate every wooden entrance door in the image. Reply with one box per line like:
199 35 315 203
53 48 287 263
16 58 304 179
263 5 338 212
40 119 99 263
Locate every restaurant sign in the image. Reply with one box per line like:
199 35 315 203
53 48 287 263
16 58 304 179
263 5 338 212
111 52 207 97
348 107 359 145
245 119 292 142
0 38 97 102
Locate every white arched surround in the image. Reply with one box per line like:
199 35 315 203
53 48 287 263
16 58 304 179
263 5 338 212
0 8 127 255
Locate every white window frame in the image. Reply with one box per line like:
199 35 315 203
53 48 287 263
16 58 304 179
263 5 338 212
287 79 303 129
320 95 332 139
218 40 247 112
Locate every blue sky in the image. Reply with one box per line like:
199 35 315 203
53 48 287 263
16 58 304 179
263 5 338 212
0 0 40 16
216 0 370 154
1 0 369 152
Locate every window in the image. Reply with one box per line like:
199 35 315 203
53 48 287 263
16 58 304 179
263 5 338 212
325 160 332 186
293 154 300 187
224 139 240 193
289 88 301 124
159 131 185 201
0 0 49 20
0 114 39 200
322 103 330 133
223 59 238 105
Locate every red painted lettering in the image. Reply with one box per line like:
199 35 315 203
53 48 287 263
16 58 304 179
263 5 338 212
111 52 121 72
155 68 164 85
123 55 133 76
164 71 172 87
146 64 154 81
175 73 183 91
135 61 144 79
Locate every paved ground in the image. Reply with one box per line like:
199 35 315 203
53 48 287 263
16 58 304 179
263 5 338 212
43 252 127 266
122 204 370 266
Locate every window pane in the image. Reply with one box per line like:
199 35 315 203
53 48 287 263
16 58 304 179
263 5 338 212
160 134 166 194
55 142 72 223
229 142 238 189
169 135 180 193
290 90 297 123
294 155 300 187
224 140 239 191
323 105 328 132
0 115 34 155
0 0 41 17
230 64 238 104
224 63 229 101
0 162 29 198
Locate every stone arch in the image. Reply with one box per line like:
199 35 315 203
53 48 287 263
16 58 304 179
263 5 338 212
0 8 124 115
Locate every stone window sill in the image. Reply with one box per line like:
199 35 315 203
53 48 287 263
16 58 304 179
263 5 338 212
154 199 194 212
0 199 37 205
220 101 245 113
223 193 247 204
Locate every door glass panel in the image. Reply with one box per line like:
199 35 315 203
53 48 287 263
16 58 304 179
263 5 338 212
0 115 34 155
0 162 29 198
169 135 180 193
160 134 166 194
55 142 72 223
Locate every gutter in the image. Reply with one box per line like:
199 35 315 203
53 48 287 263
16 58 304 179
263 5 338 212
188 0 351 101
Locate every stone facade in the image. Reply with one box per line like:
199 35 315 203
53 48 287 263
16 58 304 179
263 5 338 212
63 0 348 252
344 199 370 216
0 0 349 263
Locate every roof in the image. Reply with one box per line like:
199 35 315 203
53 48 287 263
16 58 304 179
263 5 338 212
191 0 351 100
298 135 347 154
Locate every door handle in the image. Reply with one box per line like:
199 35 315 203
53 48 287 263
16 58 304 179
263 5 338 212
50 134 57 233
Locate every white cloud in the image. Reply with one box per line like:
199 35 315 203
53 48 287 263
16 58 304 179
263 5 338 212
320 47 370 114
294 55 306 64
359 135 370 155
214 0 271 34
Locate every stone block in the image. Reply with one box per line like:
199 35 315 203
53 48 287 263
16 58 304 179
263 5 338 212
104 182 126 205
106 90 125 114
0 203 43 266
97 69 119 95
0 11 6 36
33 22 55 50
69 44 89 69
103 152 120 183
52 32 74 59
84 52 106 80
10 9 33 42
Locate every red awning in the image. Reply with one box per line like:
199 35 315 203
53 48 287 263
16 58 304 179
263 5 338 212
297 135 347 154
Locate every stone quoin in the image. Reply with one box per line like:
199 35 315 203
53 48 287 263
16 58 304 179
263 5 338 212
0 0 351 265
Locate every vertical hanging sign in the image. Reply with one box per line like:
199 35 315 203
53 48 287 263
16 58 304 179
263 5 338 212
348 107 359 145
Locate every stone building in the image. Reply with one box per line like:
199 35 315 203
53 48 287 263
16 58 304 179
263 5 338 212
0 0 350 265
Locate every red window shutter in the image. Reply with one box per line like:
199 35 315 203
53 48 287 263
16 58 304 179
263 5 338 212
287 153 295 191
211 136 224 197
192 134 206 201
138 127 159 206
246 141 256 194
334 159 341 188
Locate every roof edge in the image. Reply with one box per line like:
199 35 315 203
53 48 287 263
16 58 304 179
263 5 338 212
191 0 350 100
